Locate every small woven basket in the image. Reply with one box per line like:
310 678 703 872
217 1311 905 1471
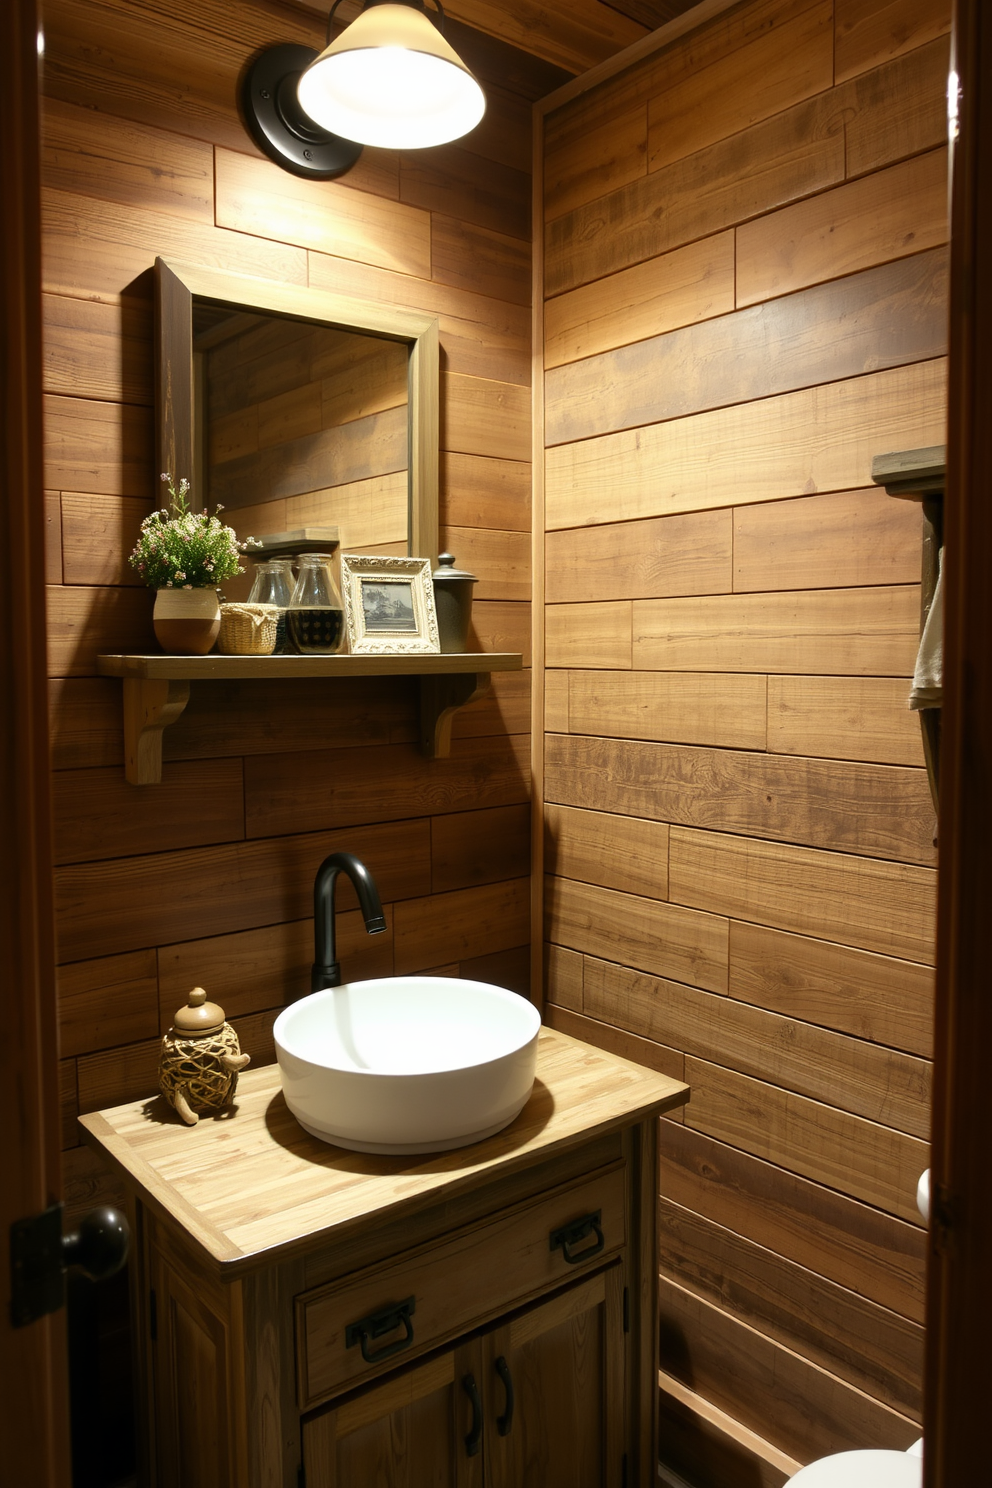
218 602 279 655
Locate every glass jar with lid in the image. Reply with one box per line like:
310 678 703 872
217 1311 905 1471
287 553 344 654
248 559 295 653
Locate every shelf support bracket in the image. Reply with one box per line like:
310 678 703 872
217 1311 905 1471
419 672 490 758
123 678 190 785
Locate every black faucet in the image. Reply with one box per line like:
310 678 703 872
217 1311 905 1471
309 851 387 995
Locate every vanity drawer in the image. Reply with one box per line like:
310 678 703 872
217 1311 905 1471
296 1162 626 1410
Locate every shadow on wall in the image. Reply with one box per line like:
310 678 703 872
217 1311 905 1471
659 1315 779 1488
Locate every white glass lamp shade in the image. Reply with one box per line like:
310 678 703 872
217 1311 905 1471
297 3 486 149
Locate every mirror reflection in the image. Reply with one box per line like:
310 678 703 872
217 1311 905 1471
191 302 410 598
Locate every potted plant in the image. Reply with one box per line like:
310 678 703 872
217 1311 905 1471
130 475 259 654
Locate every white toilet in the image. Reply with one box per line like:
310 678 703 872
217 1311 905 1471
786 1174 930 1487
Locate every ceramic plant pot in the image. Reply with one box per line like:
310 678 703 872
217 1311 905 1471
153 587 221 655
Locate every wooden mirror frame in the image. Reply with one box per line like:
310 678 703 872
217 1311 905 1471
154 258 440 562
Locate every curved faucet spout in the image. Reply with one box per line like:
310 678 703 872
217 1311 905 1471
310 852 387 995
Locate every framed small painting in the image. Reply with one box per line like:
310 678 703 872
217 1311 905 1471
340 554 440 655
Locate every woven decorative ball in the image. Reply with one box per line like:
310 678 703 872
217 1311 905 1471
159 987 251 1126
217 602 279 655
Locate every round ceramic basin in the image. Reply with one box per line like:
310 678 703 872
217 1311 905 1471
273 977 541 1154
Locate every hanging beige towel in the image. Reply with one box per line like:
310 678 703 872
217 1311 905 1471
910 548 943 710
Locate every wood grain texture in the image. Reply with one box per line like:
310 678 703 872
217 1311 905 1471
42 291 153 406
545 249 948 444
736 148 948 306
430 214 530 306
55 819 431 963
544 102 648 223
400 145 530 242
43 394 152 498
544 232 735 369
657 1370 799 1488
44 494 62 585
631 586 922 677
214 148 432 278
545 732 935 864
545 1004 685 1087
835 0 951 84
438 525 530 602
442 372 531 461
53 759 244 865
732 489 922 594
843 36 949 178
545 874 729 994
430 803 531 894
669 826 936 964
244 733 529 840
544 942 584 1012
646 0 834 173
659 1198 924 1415
581 954 930 1136
546 509 732 603
59 493 150 587
441 452 531 532
78 1027 688 1269
545 603 632 670
57 949 159 1059
682 1057 928 1224
545 360 948 527
393 878 531 973
766 676 926 767
728 922 934 1057
561 670 768 750
47 584 155 678
658 1276 922 1461
544 802 670 899
657 1124 927 1323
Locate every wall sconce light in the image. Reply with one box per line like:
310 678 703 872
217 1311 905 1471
242 0 486 181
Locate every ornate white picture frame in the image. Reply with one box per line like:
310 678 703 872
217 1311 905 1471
340 554 440 655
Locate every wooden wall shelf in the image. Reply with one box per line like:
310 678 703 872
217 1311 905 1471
97 652 523 785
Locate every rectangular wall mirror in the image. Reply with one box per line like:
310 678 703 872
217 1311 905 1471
155 258 439 596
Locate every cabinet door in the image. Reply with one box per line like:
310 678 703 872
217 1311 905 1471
302 1338 486 1488
483 1268 626 1488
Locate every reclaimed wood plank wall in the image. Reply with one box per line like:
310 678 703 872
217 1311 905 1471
40 0 545 1208
539 0 950 1473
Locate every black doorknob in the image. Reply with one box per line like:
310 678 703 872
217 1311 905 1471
63 1206 130 1282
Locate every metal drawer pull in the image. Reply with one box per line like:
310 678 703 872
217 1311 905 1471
495 1355 514 1436
463 1373 484 1457
344 1295 416 1364
550 1209 605 1265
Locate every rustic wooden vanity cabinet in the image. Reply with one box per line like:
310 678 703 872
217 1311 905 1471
80 1027 688 1488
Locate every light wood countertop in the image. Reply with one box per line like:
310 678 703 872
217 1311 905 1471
79 1027 688 1276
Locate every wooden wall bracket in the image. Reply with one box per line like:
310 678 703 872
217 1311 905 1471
123 678 190 786
419 673 491 758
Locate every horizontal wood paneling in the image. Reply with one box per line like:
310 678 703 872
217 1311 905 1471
545 509 732 603
57 949 159 1059
400 145 530 241
43 394 153 497
42 292 153 406
658 1124 927 1323
545 732 935 864
60 492 149 586
546 249 947 445
430 214 531 306
542 1 943 1459
669 826 936 964
545 1003 685 1086
544 232 735 369
243 733 530 839
544 802 670 899
392 877 531 973
582 955 930 1135
659 1198 924 1415
430 803 531 894
55 821 431 964
682 1057 928 1224
442 371 531 461
545 875 728 994
545 360 947 525
441 453 531 532
47 584 155 677
728 922 934 1057
561 670 768 750
834 0 951 82
732 490 922 594
438 526 531 602
631 587 921 677
214 148 432 277
658 1277 922 1461
736 148 948 306
53 759 245 864
766 676 925 766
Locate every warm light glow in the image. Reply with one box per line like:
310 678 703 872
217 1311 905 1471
298 3 485 150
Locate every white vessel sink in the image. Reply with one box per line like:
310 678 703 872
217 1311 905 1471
273 977 542 1154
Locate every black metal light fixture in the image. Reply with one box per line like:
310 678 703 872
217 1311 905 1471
241 0 486 181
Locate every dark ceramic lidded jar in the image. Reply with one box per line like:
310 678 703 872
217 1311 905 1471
431 553 477 653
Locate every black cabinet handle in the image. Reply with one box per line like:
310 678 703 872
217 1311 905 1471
495 1355 514 1436
345 1296 415 1364
550 1209 605 1265
463 1373 483 1457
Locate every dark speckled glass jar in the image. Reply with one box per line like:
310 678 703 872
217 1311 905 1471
287 553 344 655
